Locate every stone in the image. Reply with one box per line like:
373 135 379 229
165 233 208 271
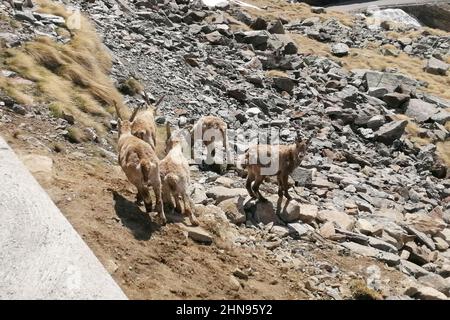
399 260 430 278
404 242 432 266
288 222 311 237
181 225 213 244
205 31 224 45
191 184 208 204
383 92 410 109
439 264 450 278
232 268 248 280
227 87 247 102
417 274 449 296
368 87 389 98
405 99 438 123
404 225 436 251
215 176 235 187
217 197 246 225
104 259 119 274
364 70 417 92
183 10 206 24
310 177 338 189
268 20 285 34
206 187 248 204
229 276 241 291
15 11 36 22
366 115 385 130
311 7 325 14
431 110 450 124
434 237 449 251
424 57 449 76
273 76 295 93
405 285 447 300
319 222 336 239
368 236 398 253
237 30 269 50
355 219 376 235
246 199 282 225
317 210 355 231
405 214 446 236
341 241 400 266
439 229 450 243
246 107 261 117
270 225 290 238
277 199 301 223
375 120 408 144
32 12 65 25
298 204 319 224
290 167 313 186
398 37 412 46
250 17 268 30
331 43 349 57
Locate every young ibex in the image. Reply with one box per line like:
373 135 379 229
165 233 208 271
130 93 165 150
115 104 166 225
242 136 310 201
190 116 228 162
160 123 199 226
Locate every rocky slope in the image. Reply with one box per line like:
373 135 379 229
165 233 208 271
1 0 450 300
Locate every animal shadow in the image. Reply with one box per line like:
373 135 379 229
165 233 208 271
112 191 161 240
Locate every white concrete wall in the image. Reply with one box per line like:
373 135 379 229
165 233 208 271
0 137 127 300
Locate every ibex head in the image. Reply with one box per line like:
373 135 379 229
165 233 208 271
114 101 133 136
142 90 165 114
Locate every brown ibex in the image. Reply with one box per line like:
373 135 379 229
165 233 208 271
160 123 199 226
190 116 228 163
242 136 310 201
130 92 165 150
115 103 166 225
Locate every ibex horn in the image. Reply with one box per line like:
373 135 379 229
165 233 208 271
166 121 171 139
113 101 122 120
154 95 166 109
129 105 141 122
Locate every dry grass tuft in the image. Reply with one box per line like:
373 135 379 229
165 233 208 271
120 77 144 96
349 280 383 300
67 127 88 143
242 0 354 27
436 141 450 168
2 0 128 135
0 77 34 105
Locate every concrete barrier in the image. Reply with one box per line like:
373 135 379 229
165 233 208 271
0 137 127 299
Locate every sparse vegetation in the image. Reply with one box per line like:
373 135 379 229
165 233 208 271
0 77 34 105
243 0 354 27
349 280 383 300
2 0 128 137
66 127 87 143
437 141 450 167
48 102 64 118
119 77 144 96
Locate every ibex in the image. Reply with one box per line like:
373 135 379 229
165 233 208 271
241 136 310 201
130 92 165 150
190 116 228 162
115 103 166 225
160 123 199 226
